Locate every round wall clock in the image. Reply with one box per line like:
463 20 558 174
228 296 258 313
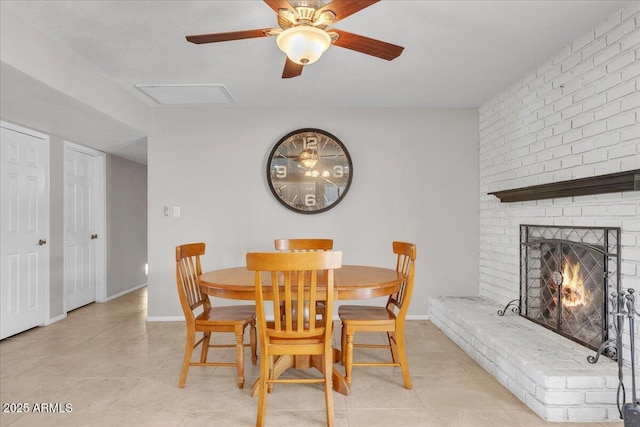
267 128 353 214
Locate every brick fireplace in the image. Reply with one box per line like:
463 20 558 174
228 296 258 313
519 224 620 355
431 4 639 423
430 222 629 422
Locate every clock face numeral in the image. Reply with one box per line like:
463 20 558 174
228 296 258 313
267 128 353 214
303 136 318 150
304 194 316 207
274 165 287 178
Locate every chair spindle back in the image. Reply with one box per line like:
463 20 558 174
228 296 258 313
247 251 342 340
387 241 416 317
176 243 209 317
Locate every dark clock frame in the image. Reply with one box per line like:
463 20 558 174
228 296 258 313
266 128 353 214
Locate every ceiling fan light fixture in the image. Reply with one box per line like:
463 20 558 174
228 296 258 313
276 26 331 65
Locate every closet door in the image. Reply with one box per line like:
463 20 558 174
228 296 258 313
0 124 49 339
64 146 98 311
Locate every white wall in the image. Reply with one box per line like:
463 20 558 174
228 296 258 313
479 4 640 303
48 135 65 318
147 107 479 319
106 154 148 298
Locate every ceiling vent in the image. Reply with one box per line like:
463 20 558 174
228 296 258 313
134 84 235 105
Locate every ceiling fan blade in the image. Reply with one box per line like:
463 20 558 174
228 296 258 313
282 57 303 79
331 29 404 61
263 0 295 14
317 0 379 23
186 29 274 44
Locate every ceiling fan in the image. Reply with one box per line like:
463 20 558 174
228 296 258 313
185 0 404 79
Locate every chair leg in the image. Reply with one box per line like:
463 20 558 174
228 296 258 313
200 331 211 363
340 323 346 366
323 349 335 427
250 319 258 365
388 331 399 363
256 345 269 427
179 328 196 388
235 326 245 389
395 329 412 389
344 330 354 385
267 355 275 394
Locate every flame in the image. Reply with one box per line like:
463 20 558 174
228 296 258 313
561 262 589 307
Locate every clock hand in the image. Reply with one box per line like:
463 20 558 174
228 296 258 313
318 175 338 187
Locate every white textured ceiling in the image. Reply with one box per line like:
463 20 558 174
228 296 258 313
2 0 633 108
0 1 634 164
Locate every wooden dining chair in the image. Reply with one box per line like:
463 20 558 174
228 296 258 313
275 239 334 318
175 243 257 389
246 250 343 427
338 241 416 389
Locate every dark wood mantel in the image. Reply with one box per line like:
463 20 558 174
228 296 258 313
488 169 640 202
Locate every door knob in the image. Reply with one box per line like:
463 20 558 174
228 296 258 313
38 239 47 245
91 234 98 240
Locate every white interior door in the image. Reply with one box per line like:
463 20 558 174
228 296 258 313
0 124 49 339
65 147 98 311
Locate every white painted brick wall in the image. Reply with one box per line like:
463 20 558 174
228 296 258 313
478 3 640 364
568 407 609 422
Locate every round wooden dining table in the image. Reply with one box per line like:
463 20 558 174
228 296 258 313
198 265 404 301
197 265 405 396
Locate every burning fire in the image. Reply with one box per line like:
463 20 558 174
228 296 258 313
559 262 589 307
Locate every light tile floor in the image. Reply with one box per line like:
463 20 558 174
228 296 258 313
0 287 623 426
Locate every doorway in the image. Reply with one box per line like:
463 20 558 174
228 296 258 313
64 142 106 311
0 122 49 339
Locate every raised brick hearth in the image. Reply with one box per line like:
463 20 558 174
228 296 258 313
429 296 628 422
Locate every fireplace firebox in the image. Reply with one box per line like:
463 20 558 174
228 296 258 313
518 225 621 357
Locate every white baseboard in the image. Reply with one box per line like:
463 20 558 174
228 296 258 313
146 316 184 322
105 282 147 302
406 314 429 320
44 312 67 326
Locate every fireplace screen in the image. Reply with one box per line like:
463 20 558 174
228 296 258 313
520 225 620 353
